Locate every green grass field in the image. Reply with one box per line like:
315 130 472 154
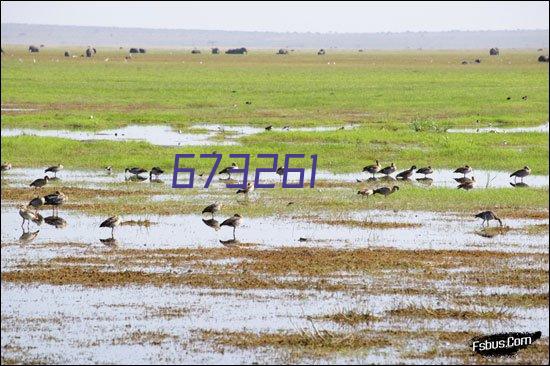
1 48 549 176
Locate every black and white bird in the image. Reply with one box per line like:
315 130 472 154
125 167 148 176
202 203 222 218
100 216 122 237
475 211 503 227
1 162 12 172
30 176 50 189
236 182 254 194
510 166 531 183
45 164 63 177
221 214 243 239
29 196 45 211
150 167 164 179
44 191 66 215
218 163 238 179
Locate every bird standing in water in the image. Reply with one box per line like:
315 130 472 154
475 211 503 227
221 214 243 239
202 203 222 219
45 164 63 178
219 163 238 180
362 160 381 178
100 216 122 237
236 182 254 195
18 205 43 229
510 166 531 183
30 176 50 189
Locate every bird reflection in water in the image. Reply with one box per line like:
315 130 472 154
416 177 434 186
202 218 220 231
99 237 118 247
44 216 68 229
125 175 148 182
510 182 529 188
19 229 40 243
219 239 241 247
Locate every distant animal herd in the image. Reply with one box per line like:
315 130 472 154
0 45 542 62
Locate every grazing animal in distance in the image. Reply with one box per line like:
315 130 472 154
510 166 531 183
373 186 400 197
100 216 122 237
396 165 417 180
30 176 50 189
475 211 502 227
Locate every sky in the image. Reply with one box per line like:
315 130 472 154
1 1 548 33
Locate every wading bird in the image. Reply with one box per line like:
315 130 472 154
396 165 416 180
373 186 400 197
18 205 43 229
362 160 381 178
416 166 433 178
218 163 238 179
30 176 50 189
100 216 122 237
44 191 66 215
236 182 254 195
105 166 113 174
475 211 503 227
357 188 374 198
150 167 164 180
202 203 222 219
28 196 45 211
1 162 12 172
276 166 285 181
125 167 148 176
380 163 396 177
510 166 531 183
454 165 472 178
45 164 63 178
457 180 475 190
221 214 243 239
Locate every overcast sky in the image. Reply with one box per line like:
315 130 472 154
1 1 548 33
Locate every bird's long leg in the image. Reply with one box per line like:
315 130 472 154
21 218 25 229
233 226 236 240
111 227 114 238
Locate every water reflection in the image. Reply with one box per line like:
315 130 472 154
19 229 39 243
44 216 68 229
416 177 434 186
99 237 118 246
125 175 148 182
510 182 530 188
219 239 241 247
202 218 220 231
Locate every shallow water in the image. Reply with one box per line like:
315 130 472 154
1 206 547 256
448 122 549 134
1 123 358 147
3 166 548 189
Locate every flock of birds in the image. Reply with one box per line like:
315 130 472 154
1 159 535 242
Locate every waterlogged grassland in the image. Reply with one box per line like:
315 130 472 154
1 130 548 174
1 48 548 129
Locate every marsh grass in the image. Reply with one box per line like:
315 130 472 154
387 305 512 320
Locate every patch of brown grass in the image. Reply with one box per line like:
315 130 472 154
307 218 421 229
315 310 377 325
111 330 176 346
388 305 511 320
